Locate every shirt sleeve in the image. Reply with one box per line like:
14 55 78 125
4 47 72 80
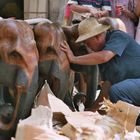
103 30 130 56
102 0 111 11
67 0 78 5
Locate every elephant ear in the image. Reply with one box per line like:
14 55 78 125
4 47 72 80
62 24 79 43
62 24 88 56
62 24 79 49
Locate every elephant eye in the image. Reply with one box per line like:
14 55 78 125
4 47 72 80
43 46 57 55
118 109 123 112
47 46 56 53
9 51 22 60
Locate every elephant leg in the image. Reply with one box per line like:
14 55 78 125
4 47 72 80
0 85 5 105
79 73 87 93
0 86 22 137
0 86 14 129
0 103 14 124
74 73 87 93
87 81 111 114
85 65 99 108
48 61 75 108
49 75 60 96
50 61 70 100
70 64 99 109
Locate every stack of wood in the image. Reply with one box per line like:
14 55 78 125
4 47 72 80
13 81 140 140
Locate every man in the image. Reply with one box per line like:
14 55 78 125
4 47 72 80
67 0 111 21
61 17 140 124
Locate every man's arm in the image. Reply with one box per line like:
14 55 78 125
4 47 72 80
69 4 110 18
61 41 115 65
68 0 92 13
70 4 91 13
70 4 110 18
70 50 115 65
121 7 138 22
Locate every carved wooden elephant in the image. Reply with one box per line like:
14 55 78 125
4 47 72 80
62 24 99 108
0 19 39 138
33 21 74 103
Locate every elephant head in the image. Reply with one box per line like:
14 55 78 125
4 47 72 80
0 19 39 137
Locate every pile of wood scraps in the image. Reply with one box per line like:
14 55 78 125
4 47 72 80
13 81 140 140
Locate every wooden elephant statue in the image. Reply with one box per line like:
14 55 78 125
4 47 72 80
62 24 99 108
0 19 39 138
33 21 74 103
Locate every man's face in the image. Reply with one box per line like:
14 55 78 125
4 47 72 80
83 32 106 52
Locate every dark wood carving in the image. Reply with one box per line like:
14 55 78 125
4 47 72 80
0 19 39 138
34 21 74 101
63 24 99 108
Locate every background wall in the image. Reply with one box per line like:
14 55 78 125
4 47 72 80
24 0 68 23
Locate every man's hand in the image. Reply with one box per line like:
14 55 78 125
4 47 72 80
89 8 101 18
60 41 75 63
121 5 137 21
121 6 131 18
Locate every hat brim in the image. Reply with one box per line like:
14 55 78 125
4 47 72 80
75 25 110 43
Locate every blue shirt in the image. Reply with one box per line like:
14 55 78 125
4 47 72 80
99 30 140 84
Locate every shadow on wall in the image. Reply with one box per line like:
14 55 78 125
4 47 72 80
0 0 23 19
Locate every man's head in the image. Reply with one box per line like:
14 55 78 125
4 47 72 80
76 17 110 51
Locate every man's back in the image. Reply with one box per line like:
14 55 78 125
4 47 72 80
99 30 140 84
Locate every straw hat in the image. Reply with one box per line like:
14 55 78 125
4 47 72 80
76 17 110 43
